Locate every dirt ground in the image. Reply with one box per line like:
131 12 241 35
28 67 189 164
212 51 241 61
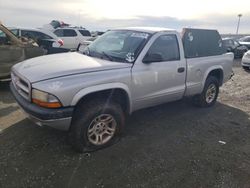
0 60 250 188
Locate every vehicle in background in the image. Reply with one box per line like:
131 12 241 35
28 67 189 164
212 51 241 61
238 36 250 49
77 37 97 53
10 27 234 152
0 23 45 79
91 31 105 37
9 27 69 54
53 27 92 50
241 50 250 71
222 38 248 58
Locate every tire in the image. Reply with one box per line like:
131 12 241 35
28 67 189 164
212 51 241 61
76 43 81 51
192 76 219 108
242 66 249 71
69 98 125 153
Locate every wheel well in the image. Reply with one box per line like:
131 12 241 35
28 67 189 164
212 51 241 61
207 69 223 86
75 89 130 115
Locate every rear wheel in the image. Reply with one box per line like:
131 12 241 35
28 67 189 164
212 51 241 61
192 76 219 107
69 98 125 153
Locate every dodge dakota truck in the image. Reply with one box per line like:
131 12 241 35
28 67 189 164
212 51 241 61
10 27 234 152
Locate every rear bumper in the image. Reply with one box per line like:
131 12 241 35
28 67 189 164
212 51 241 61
10 82 74 131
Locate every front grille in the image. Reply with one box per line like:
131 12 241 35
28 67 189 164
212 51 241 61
11 72 31 101
244 62 250 66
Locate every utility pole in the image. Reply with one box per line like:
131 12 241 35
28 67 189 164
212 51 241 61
236 14 242 35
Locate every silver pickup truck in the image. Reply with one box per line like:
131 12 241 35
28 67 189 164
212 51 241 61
10 27 234 152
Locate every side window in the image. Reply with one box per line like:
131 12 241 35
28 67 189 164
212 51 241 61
234 41 239 46
33 31 52 39
21 30 36 39
144 34 180 62
0 29 11 45
228 40 234 45
10 29 19 36
79 30 91 36
63 29 77 37
21 30 52 40
54 29 63 37
246 38 250 42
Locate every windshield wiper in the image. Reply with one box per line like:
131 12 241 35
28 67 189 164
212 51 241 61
102 51 114 61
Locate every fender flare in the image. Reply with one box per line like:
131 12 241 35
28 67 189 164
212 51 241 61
202 65 224 88
71 83 132 113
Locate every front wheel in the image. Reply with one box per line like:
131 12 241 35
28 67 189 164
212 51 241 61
243 66 249 71
69 99 125 153
192 76 219 107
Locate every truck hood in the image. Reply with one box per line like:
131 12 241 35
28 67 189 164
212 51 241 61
13 52 132 83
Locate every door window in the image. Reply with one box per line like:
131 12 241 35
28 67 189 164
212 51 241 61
79 30 91 36
0 29 11 45
21 30 53 40
54 29 63 37
63 29 77 37
144 35 180 62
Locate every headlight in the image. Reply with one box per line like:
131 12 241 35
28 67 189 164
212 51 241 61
32 89 62 108
245 53 250 58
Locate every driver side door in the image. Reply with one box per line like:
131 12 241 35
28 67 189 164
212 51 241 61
131 33 186 111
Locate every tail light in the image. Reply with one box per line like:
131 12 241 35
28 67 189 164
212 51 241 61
58 39 64 46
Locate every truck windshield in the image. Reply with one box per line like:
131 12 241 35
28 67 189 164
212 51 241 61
84 30 151 63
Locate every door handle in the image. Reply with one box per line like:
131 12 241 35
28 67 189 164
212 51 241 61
177 67 185 73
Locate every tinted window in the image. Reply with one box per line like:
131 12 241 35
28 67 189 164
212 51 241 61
240 37 250 42
222 39 233 46
33 31 53 39
246 37 250 42
182 28 225 58
145 35 180 62
54 29 63 37
63 29 77 37
21 30 53 40
10 29 19 36
79 30 91 36
0 30 6 37
0 29 11 45
234 40 240 46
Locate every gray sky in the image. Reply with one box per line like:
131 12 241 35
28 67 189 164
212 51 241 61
1 0 249 33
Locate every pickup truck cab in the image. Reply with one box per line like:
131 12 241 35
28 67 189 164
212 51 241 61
10 27 234 152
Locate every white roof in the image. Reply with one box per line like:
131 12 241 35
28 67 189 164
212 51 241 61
8 27 59 39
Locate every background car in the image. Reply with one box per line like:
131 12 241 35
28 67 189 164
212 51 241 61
53 27 92 50
9 27 69 54
241 50 250 71
77 37 97 53
0 23 45 79
91 31 105 37
222 38 248 58
238 36 250 49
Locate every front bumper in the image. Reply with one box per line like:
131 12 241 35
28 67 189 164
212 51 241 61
242 61 250 68
10 82 74 131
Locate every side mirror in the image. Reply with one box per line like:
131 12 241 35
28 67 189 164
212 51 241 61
142 53 163 63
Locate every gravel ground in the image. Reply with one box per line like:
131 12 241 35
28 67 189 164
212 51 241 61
0 60 250 188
